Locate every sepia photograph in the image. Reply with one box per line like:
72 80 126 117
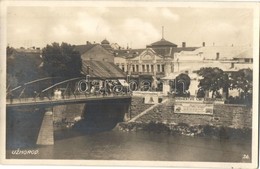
1 1 259 168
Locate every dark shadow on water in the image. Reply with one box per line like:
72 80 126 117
55 99 129 140
54 119 120 141
6 107 45 150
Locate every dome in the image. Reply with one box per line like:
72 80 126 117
147 38 177 48
101 39 110 45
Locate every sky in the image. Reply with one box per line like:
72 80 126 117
6 6 254 49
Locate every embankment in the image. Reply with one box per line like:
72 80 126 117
117 97 252 139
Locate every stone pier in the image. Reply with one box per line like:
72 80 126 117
36 110 54 145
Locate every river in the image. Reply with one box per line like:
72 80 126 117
6 128 251 162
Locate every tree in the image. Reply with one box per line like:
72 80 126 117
197 67 228 98
42 42 82 78
230 68 252 100
7 46 51 96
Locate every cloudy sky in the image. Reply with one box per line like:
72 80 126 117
7 6 253 49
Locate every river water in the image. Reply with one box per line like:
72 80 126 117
6 128 251 162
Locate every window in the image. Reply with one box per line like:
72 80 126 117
245 59 250 63
132 65 135 72
121 64 125 72
151 65 154 72
146 65 149 72
136 65 139 72
142 65 145 72
162 64 165 72
157 64 160 72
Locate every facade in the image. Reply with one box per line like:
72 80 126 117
172 45 253 96
173 46 253 74
114 38 198 80
114 48 169 78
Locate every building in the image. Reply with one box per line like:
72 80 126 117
173 45 252 74
74 40 126 79
74 41 114 63
114 37 198 81
172 45 253 96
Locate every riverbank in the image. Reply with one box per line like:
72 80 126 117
116 121 252 140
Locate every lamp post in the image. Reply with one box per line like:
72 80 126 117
127 75 130 94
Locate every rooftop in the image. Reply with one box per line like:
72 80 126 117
147 38 178 48
113 49 146 58
82 60 126 79
74 44 97 55
101 39 110 45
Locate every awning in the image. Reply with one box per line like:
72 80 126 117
118 79 129 87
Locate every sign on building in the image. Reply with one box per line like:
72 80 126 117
174 102 213 115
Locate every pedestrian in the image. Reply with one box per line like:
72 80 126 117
34 91 37 101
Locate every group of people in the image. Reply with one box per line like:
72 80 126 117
54 89 62 99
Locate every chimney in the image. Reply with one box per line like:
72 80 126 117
182 42 186 48
216 52 220 60
202 42 205 47
86 41 91 45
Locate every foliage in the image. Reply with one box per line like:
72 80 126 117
42 42 82 78
229 68 252 104
197 67 229 98
229 68 252 97
196 88 205 98
6 46 51 98
6 46 47 86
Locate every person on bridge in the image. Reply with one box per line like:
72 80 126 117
34 91 37 101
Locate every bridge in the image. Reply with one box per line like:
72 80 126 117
7 76 132 106
6 94 131 108
6 77 132 146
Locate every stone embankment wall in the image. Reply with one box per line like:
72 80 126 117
118 97 252 139
134 98 252 129
130 97 153 118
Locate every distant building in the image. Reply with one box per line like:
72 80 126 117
172 45 253 96
74 40 114 63
173 45 252 74
74 40 126 79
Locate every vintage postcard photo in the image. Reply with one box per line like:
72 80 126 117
1 1 259 168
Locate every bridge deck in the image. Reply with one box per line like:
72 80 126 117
6 94 131 107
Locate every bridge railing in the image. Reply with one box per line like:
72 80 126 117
6 91 132 105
